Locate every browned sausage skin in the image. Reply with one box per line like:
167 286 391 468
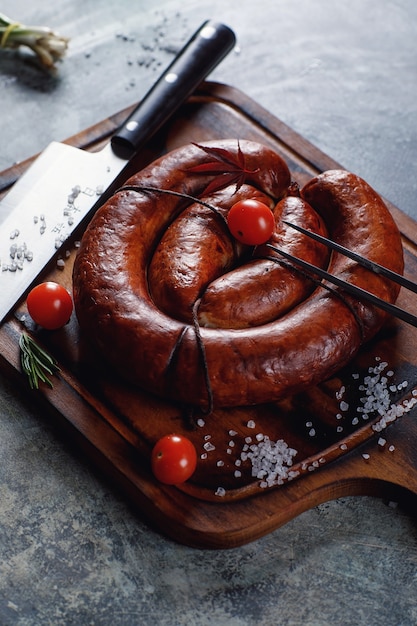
73 137 403 411
149 184 275 324
197 195 330 329
301 170 404 340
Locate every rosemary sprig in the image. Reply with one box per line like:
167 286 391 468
0 12 69 69
19 332 60 389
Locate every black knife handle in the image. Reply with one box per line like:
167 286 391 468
110 20 236 159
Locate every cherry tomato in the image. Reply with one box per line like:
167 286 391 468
26 281 73 330
227 199 275 245
151 434 197 485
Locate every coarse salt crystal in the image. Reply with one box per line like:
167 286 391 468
247 420 256 429
215 487 226 497
336 386 345 400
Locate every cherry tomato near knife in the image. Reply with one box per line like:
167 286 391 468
151 434 197 485
227 199 275 246
26 281 73 330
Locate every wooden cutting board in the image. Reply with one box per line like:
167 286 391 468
1 82 417 549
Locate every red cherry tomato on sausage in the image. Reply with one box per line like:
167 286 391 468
227 199 275 245
26 281 73 330
151 434 197 485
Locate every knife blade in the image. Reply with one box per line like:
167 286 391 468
0 19 236 324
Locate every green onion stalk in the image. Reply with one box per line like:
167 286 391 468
0 11 69 69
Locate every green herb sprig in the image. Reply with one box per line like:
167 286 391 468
0 12 69 69
19 332 60 389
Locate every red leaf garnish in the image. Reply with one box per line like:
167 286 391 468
188 142 259 195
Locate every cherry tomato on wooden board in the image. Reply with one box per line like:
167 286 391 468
227 199 275 246
26 281 73 330
151 434 198 485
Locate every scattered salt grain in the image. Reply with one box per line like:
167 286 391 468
203 441 215 452
215 487 226 497
247 420 256 429
362 453 371 461
378 437 387 448
216 460 224 467
388 445 396 453
336 386 345 400
196 418 205 428
229 430 237 437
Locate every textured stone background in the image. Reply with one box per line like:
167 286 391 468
1 1 417 624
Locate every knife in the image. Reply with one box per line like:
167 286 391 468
0 19 236 324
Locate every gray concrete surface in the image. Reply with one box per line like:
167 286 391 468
1 1 417 624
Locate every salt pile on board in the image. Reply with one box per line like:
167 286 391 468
211 356 417 496
240 435 297 488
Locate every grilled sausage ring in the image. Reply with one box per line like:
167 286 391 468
73 141 403 410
